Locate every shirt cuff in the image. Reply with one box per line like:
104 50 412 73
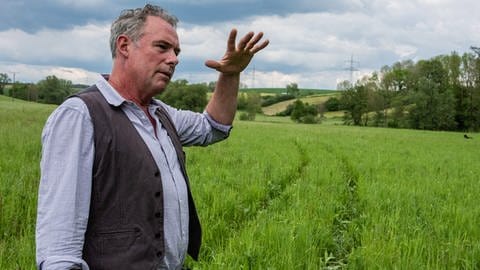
203 111 232 135
39 256 89 270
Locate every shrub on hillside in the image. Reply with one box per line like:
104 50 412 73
261 94 295 107
239 112 255 121
276 99 320 123
325 97 341 111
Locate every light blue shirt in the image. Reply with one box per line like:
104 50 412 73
36 77 231 270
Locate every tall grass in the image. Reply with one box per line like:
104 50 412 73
1 96 479 269
0 96 55 269
186 124 480 269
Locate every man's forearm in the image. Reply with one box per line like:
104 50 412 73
205 72 240 125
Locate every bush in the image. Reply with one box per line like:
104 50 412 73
290 99 320 124
300 114 320 124
239 112 255 121
325 97 341 111
237 93 248 110
261 94 295 107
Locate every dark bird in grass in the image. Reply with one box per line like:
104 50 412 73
464 134 473 139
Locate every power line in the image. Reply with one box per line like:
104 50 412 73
471 46 480 57
9 71 19 83
8 71 19 101
344 54 359 84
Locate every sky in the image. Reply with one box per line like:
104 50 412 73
1 0 480 90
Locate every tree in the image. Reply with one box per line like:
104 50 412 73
159 79 208 112
337 80 352 91
406 59 456 130
0 73 10 95
37 75 75 104
286 82 299 97
240 92 261 121
438 52 469 131
335 51 480 131
360 73 381 126
388 95 408 128
207 81 216 92
460 52 480 131
378 60 414 127
339 73 380 126
10 83 28 100
340 85 368 126
237 93 248 110
380 60 413 93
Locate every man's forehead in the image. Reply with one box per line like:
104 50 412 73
145 15 177 31
142 17 179 44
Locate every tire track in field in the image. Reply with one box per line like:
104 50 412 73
200 140 311 263
322 144 364 269
260 139 310 209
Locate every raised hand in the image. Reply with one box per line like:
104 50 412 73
205 29 269 75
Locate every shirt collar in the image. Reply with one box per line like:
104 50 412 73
94 74 161 109
95 75 126 107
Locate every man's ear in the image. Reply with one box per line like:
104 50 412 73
116 35 131 58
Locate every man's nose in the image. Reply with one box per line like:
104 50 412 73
166 50 179 66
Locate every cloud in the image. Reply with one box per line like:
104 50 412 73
0 62 101 85
0 23 111 72
52 0 109 9
2 0 480 89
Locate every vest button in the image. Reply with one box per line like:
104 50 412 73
155 233 161 238
155 191 161 197
154 171 160 177
156 251 163 257
155 212 161 218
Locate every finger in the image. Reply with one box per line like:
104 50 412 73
250 39 270 54
227 29 237 52
237 31 254 50
245 32 264 51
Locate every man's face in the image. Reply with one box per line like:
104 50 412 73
129 16 180 95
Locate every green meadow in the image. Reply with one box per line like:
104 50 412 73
1 96 479 269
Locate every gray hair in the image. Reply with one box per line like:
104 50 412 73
110 4 178 58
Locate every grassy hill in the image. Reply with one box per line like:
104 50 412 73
240 87 337 95
262 92 340 116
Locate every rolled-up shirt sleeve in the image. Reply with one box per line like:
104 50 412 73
36 98 93 270
159 101 232 147
203 112 232 135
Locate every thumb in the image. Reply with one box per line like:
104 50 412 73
205 60 221 70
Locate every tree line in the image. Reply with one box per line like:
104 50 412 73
0 75 81 105
4 49 479 132
0 74 213 110
337 50 480 131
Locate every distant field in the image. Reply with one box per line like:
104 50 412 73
1 95 479 269
262 93 339 116
240 88 337 95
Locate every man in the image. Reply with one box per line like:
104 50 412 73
36 4 268 270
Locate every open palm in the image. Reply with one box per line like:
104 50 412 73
205 29 269 74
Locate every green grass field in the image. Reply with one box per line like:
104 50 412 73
1 95 479 269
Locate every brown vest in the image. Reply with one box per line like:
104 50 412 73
75 86 201 270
